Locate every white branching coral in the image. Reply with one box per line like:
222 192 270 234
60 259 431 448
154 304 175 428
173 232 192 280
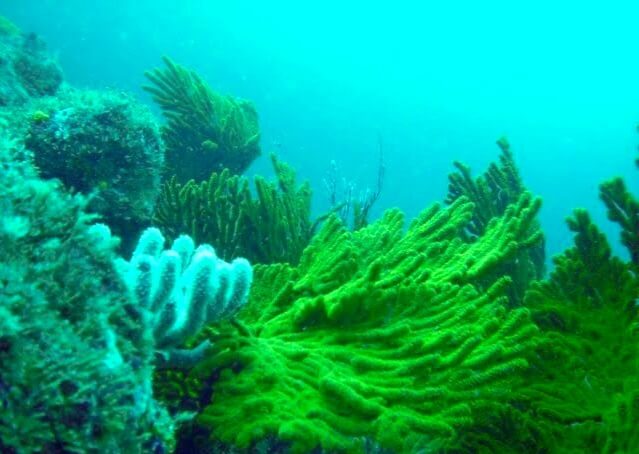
117 227 253 368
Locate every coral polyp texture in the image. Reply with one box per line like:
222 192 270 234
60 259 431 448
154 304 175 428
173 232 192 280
23 88 165 248
154 153 313 264
446 138 545 305
119 227 253 369
144 56 261 181
181 192 544 452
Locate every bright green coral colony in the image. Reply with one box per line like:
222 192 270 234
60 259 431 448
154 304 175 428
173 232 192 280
179 193 544 453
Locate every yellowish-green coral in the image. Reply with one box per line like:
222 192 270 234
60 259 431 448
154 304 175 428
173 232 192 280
144 56 260 181
446 138 545 305
154 154 313 264
173 192 544 453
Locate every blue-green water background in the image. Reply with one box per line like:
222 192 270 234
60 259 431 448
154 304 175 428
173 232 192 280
6 1 639 260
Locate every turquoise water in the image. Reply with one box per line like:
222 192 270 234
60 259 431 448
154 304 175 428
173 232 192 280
6 0 639 258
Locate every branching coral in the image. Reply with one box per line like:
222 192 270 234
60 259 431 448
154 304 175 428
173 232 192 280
154 154 313 264
523 209 639 451
144 56 261 181
600 168 639 266
522 143 639 454
446 138 545 305
447 137 527 238
172 192 544 453
323 140 386 231
118 227 253 369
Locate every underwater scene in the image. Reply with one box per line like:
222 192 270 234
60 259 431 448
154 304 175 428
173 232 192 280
1 1 639 453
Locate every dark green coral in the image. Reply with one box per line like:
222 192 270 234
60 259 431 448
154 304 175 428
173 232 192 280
144 56 261 181
600 166 639 266
154 154 313 264
524 199 639 450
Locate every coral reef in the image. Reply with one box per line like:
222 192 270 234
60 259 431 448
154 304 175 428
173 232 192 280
523 170 639 452
4 15 639 454
144 56 261 181
154 154 313 264
446 138 545 305
119 227 253 369
0 16 62 106
524 209 639 451
0 130 252 451
173 192 543 453
0 137 174 452
22 88 164 249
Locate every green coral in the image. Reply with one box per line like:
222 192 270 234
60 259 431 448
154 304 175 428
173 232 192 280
524 207 639 449
600 163 639 266
154 154 313 264
446 137 526 239
144 56 261 181
602 384 639 454
176 192 543 453
446 138 545 305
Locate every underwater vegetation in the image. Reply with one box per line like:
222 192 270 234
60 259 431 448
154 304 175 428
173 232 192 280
144 56 261 182
446 137 546 306
1 15 639 453
154 153 314 265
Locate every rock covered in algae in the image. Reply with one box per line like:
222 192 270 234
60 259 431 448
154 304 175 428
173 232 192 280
0 136 175 452
23 88 165 249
